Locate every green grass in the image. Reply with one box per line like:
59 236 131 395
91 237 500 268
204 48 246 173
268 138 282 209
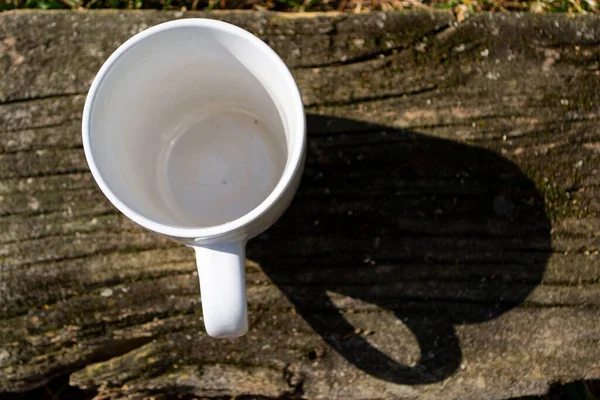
1 0 599 13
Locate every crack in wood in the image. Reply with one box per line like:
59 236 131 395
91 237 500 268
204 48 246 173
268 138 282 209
0 92 87 106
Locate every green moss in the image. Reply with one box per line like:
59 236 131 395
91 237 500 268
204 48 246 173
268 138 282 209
444 71 469 88
542 74 599 113
570 168 584 188
572 96 595 112
525 167 586 221
357 76 366 88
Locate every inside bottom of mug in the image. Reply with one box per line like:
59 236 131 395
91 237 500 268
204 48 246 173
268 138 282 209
156 107 287 227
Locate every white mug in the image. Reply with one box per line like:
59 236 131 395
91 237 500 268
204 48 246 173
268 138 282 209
82 19 306 338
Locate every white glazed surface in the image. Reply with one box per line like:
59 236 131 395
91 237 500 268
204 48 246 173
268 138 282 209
83 19 305 242
195 242 248 338
82 19 306 338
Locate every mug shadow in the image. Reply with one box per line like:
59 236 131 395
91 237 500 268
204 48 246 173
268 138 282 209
250 114 552 384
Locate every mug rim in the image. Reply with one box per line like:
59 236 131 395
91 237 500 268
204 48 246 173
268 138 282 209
82 18 306 239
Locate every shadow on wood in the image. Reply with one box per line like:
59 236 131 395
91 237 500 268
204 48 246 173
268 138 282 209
254 114 552 384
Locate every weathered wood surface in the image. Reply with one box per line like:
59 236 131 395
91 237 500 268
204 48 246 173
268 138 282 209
1 9 600 400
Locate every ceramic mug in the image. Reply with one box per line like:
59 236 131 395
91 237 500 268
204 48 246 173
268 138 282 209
82 19 306 338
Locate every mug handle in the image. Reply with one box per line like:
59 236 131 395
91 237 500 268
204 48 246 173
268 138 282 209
193 242 248 338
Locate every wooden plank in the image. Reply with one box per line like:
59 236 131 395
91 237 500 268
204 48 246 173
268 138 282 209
0 10 454 102
0 10 600 400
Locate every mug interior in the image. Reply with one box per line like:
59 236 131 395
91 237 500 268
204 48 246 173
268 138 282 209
87 21 297 228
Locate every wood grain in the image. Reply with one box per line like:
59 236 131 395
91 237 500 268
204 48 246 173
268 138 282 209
1 10 599 400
